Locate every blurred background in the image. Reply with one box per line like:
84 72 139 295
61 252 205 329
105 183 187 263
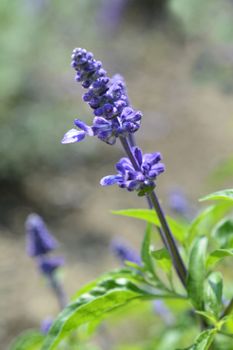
1 0 233 348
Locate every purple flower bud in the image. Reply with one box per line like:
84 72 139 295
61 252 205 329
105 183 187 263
111 239 141 265
40 317 53 334
37 256 65 275
61 128 86 144
25 214 58 257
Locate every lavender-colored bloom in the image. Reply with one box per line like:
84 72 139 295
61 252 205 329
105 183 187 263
40 317 53 334
62 48 142 145
25 214 58 257
37 256 65 276
111 239 141 265
101 147 165 192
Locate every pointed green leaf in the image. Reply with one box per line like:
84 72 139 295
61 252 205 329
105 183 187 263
176 329 216 350
112 209 187 243
9 330 44 350
152 248 172 274
212 218 233 248
188 203 232 244
42 276 171 350
140 223 155 276
72 268 144 300
206 249 233 268
200 189 233 203
204 272 223 318
187 237 208 310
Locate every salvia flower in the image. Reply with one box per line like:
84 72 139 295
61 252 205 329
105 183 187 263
37 256 65 276
62 48 142 145
26 214 58 257
100 147 165 193
111 239 141 265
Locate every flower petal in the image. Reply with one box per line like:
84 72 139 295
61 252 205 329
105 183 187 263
61 129 86 144
100 175 121 186
134 147 143 166
74 119 94 136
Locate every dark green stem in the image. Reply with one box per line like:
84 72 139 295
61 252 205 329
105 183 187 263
119 136 187 288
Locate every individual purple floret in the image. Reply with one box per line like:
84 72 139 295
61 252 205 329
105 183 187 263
62 48 142 145
100 147 165 193
25 214 58 257
111 239 141 265
37 256 65 276
40 317 53 334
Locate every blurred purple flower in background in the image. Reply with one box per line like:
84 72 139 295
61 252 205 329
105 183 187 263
25 213 58 257
40 317 53 335
168 188 195 220
25 213 67 310
111 238 141 265
153 300 174 325
98 0 128 33
37 256 65 276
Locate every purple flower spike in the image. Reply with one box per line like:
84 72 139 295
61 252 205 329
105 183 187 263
26 214 58 257
37 256 65 276
40 317 53 334
111 239 141 265
101 147 165 193
62 48 142 146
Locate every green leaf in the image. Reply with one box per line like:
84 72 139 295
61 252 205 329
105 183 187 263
212 218 233 248
140 223 155 276
9 330 44 350
112 209 187 243
200 189 233 203
195 311 217 325
42 276 171 350
204 272 223 318
152 248 172 275
176 329 216 350
206 249 233 268
187 237 208 310
72 268 144 300
188 203 232 244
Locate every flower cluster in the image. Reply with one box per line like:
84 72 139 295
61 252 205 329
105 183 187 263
62 48 142 145
101 147 165 193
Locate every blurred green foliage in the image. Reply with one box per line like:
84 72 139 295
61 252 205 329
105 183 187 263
2 0 233 179
0 0 101 179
